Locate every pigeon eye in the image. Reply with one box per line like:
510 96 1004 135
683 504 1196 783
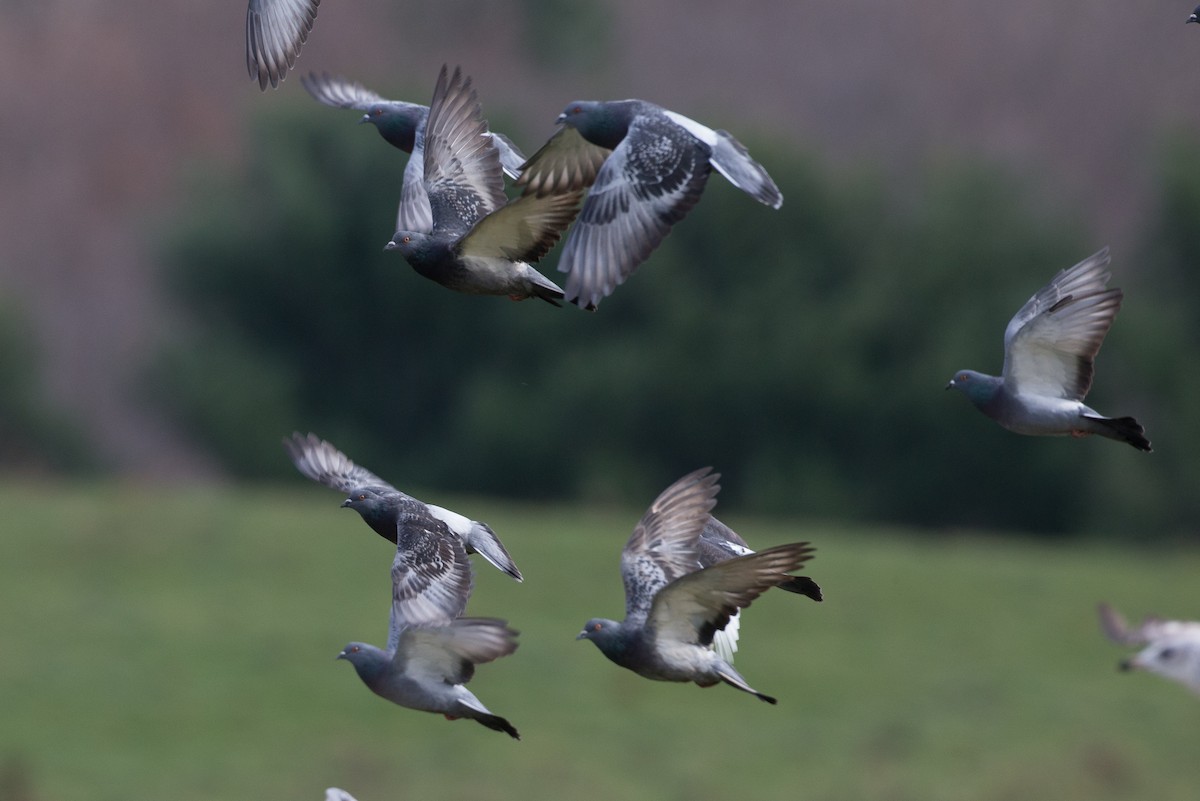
402 235 411 244
351 645 360 653
572 105 582 114
959 373 969 382
592 622 602 631
358 493 367 500
372 108 383 116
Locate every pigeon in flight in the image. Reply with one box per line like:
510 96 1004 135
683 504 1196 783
283 432 523 582
1098 602 1200 695
577 467 816 704
245 0 320 90
301 72 527 234
383 66 582 304
517 99 783 309
945 248 1151 451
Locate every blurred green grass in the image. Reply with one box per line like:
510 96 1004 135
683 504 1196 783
1 482 1197 801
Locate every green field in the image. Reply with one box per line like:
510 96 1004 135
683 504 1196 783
2 482 1197 801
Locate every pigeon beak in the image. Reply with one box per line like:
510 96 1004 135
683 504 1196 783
359 114 371 124
340 498 352 508
944 380 954 390
383 240 397 252
1189 15 1198 23
336 650 348 660
555 113 568 125
1118 657 1136 672
575 630 588 640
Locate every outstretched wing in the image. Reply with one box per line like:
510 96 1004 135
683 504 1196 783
517 125 611 198
649 542 815 648
1001 248 1122 401
458 189 584 264
394 617 518 684
282 432 394 494
245 0 320 90
620 468 720 625
422 65 507 237
386 502 474 649
300 71 386 110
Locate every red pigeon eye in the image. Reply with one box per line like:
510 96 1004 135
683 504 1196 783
358 493 366 500
402 235 411 244
593 622 601 631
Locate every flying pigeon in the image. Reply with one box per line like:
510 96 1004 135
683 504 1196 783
1189 5 1199 23
697 517 823 662
383 66 582 304
577 467 816 704
301 72 527 234
338 610 522 737
283 432 523 582
945 247 1151 451
245 0 320 90
516 99 783 309
1098 602 1200 695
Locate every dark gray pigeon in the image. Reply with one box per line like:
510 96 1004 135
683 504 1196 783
577 467 816 704
300 72 527 234
383 66 582 304
1189 5 1199 23
945 248 1151 451
284 432 523 582
338 548 521 739
1098 602 1200 695
517 99 783 309
246 0 320 90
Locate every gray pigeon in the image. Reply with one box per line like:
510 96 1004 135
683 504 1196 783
283 432 523 582
245 0 320 90
337 540 521 740
517 99 783 309
1098 602 1200 695
300 72 527 234
945 247 1151 451
577 467 816 704
383 66 582 304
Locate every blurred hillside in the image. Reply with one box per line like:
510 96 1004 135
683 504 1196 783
1 0 1198 530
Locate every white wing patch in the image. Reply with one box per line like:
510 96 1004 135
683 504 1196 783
712 610 741 663
663 110 718 147
426 504 472 538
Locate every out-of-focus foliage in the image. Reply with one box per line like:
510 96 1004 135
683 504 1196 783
152 107 1200 538
0 297 93 472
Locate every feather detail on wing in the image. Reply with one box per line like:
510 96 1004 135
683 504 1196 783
283 432 393 493
246 0 320 90
393 617 518 684
1001 248 1122 401
300 71 385 109
387 514 473 647
516 126 612 197
458 189 584 263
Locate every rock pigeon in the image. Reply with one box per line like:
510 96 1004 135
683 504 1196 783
516 99 783 309
245 0 320 90
1189 5 1199 23
382 66 582 304
300 72 528 234
577 467 816 704
698 517 823 662
283 432 523 582
1098 602 1200 695
945 247 1151 451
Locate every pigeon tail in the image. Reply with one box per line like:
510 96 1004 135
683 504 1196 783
454 695 521 739
710 130 783 209
777 575 823 602
712 611 740 663
525 270 565 306
714 660 777 704
1086 414 1152 452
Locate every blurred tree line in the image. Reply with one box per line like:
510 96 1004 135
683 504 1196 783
145 105 1200 539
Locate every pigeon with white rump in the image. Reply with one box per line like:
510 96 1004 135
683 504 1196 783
301 72 527 234
577 467 816 704
383 66 582 304
517 99 782 309
1099 602 1200 695
945 247 1151 451
283 432 523 582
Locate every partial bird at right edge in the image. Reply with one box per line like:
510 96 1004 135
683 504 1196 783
1098 602 1200 695
516 99 782 310
1188 5 1199 24
945 247 1151 451
577 467 816 704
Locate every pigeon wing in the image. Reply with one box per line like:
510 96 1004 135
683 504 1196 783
620 468 720 625
457 188 584 264
245 0 320 90
393 617 518 684
554 114 713 309
1001 248 1122 401
422 65 507 237
386 504 473 648
282 432 395 494
300 71 386 110
396 132 435 233
489 132 528 181
516 125 611 197
648 542 815 648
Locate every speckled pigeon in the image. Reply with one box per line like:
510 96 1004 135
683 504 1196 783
945 247 1151 451
1099 603 1200 695
382 66 582 304
301 72 527 234
577 467 816 704
516 99 783 309
245 0 319 90
337 535 521 739
699 517 822 662
283 432 523 581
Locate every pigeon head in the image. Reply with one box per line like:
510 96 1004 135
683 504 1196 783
577 618 627 658
1121 639 1200 691
384 231 438 260
359 104 420 152
336 642 390 683
945 370 1003 408
556 101 633 150
341 486 392 520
